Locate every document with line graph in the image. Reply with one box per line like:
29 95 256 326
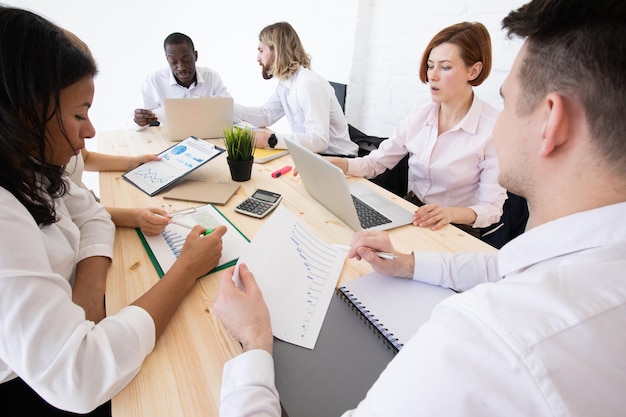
234 205 347 349
138 204 249 277
122 135 224 196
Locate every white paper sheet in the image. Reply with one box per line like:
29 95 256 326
235 205 346 349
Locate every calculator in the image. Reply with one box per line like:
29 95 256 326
234 189 283 218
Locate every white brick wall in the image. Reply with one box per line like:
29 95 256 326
346 0 527 137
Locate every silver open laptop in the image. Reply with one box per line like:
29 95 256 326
163 96 233 141
285 138 413 231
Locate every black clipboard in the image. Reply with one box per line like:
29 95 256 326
122 136 224 196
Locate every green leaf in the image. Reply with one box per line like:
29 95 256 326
223 126 256 161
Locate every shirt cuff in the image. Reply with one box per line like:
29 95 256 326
77 244 114 263
221 349 276 398
412 251 446 286
346 158 361 176
469 204 499 228
111 305 156 359
220 349 281 417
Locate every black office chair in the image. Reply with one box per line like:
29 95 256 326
329 81 347 113
348 124 409 198
480 191 529 249
329 81 409 197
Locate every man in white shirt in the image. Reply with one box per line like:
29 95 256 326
131 32 230 130
212 0 626 416
233 22 358 156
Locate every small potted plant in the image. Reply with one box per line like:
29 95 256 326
223 125 256 182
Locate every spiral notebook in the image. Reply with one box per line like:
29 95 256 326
274 273 455 417
338 272 455 352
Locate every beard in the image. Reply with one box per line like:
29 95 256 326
261 63 273 80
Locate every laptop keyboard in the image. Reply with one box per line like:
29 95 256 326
351 195 392 229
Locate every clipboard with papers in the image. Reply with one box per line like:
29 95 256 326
137 204 249 277
122 136 224 196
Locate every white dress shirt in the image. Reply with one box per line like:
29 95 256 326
233 66 358 156
0 182 156 413
219 202 626 417
131 66 230 130
411 250 500 291
347 95 506 228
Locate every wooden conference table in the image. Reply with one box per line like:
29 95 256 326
97 127 497 417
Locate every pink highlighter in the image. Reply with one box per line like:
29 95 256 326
272 165 292 178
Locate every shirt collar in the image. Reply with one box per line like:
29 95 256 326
498 202 626 277
168 71 200 88
425 93 482 134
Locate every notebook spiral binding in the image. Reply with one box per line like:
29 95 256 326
337 287 402 354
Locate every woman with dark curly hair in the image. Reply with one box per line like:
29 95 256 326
0 6 226 416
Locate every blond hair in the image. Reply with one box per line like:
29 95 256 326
259 22 310 80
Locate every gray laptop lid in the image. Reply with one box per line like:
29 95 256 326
285 138 413 231
163 96 233 141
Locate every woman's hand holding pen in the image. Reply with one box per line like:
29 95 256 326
348 230 415 279
174 225 228 279
132 225 227 340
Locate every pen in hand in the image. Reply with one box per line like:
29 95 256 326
169 219 213 236
331 244 397 260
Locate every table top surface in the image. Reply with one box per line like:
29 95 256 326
97 127 496 417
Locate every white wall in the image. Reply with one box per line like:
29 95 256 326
4 0 359 133
348 0 527 136
5 0 526 138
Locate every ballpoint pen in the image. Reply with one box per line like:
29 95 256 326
331 244 397 260
169 219 213 235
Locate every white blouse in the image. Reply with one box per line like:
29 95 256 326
347 95 506 228
0 181 155 413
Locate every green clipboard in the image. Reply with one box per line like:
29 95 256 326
136 204 249 278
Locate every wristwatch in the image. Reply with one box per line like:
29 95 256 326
268 133 278 148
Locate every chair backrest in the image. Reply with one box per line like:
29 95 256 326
349 124 387 155
480 191 529 249
329 81 347 113
329 83 408 197
348 124 409 198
